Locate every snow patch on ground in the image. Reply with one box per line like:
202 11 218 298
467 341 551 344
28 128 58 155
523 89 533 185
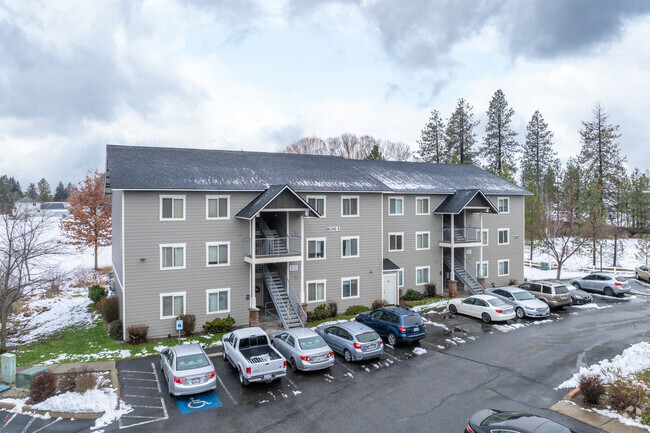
493 323 527 333
426 322 450 331
412 347 427 355
571 303 612 310
591 408 650 432
411 300 447 312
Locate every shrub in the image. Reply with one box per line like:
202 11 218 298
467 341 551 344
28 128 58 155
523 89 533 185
100 297 119 323
327 301 338 317
204 316 235 334
88 285 106 303
126 324 149 345
75 373 97 393
607 378 645 411
402 289 425 301
177 314 196 337
641 405 650 426
57 372 77 394
109 319 123 341
345 305 370 315
309 304 333 321
579 373 606 405
425 283 437 298
29 371 56 404
509 279 518 286
372 299 389 310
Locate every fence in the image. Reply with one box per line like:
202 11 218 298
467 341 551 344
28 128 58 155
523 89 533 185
524 259 635 277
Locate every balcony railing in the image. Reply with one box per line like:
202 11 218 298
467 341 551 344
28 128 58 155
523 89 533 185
442 227 481 243
244 236 301 257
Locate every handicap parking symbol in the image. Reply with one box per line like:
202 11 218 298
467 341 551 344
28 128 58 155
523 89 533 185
176 391 222 414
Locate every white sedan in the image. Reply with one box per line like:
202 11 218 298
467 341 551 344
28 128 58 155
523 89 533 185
447 294 516 323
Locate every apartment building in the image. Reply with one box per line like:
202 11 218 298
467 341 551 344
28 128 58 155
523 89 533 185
105 144 529 339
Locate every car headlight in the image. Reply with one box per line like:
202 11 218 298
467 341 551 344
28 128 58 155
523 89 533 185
525 305 535 310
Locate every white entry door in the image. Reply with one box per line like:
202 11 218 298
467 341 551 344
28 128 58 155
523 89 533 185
383 274 397 305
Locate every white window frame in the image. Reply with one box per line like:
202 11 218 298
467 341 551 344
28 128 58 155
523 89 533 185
306 279 327 303
476 261 489 278
388 197 404 216
341 277 360 299
341 196 359 217
388 232 404 252
205 195 230 220
498 228 510 246
498 197 510 214
206 288 231 315
415 231 430 250
160 195 186 221
306 195 326 218
206 242 230 267
482 229 489 246
415 197 430 215
160 243 186 270
306 238 326 261
498 259 510 276
160 291 186 319
415 266 430 286
398 268 404 287
341 236 360 258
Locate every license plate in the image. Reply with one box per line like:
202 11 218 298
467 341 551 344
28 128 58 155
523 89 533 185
193 378 200 384
264 374 272 380
413 327 419 332
504 309 512 314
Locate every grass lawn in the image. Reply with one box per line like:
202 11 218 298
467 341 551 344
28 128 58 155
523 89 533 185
404 297 448 308
306 314 357 328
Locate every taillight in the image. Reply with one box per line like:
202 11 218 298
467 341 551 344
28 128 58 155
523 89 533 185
283 360 287 367
379 339 383 345
353 343 361 349
495 309 503 313
327 351 334 357
245 367 251 374
205 370 215 379
398 325 406 333
615 282 622 286
467 425 475 433
300 355 311 361
552 296 557 300
173 376 185 384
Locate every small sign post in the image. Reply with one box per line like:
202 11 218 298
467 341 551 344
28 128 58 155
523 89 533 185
176 319 183 345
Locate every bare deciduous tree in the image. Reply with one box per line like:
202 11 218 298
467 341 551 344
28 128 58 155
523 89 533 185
283 137 327 155
283 134 412 161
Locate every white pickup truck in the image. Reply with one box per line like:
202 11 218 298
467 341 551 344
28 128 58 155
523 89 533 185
222 327 287 386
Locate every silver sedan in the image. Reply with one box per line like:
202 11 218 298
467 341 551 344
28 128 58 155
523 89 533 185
160 344 216 397
271 328 334 372
485 286 550 319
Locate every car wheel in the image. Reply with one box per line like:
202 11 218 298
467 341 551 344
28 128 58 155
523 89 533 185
387 332 397 346
168 380 174 397
238 369 249 386
344 349 353 363
572 282 581 289
449 304 457 315
290 358 297 372
604 287 615 297
515 307 525 319
481 313 491 323
636 273 640 280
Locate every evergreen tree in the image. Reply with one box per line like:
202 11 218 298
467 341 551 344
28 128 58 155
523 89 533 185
0 176 23 212
364 145 386 161
482 89 519 178
521 110 557 194
524 182 544 261
445 98 479 164
628 169 650 230
54 181 67 201
26 183 37 200
580 179 607 266
36 178 52 202
416 109 447 163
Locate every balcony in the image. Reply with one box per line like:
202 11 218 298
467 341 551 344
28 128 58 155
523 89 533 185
244 236 301 263
440 227 481 245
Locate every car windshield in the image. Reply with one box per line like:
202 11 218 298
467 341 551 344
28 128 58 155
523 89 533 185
298 336 326 350
356 331 380 343
615 277 627 282
555 286 569 294
481 412 528 426
403 314 422 326
487 298 506 307
176 353 210 371
513 291 536 301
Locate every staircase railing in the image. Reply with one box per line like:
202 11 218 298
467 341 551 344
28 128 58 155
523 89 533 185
283 275 305 328
263 267 293 329
443 258 483 295
442 227 481 243
244 236 300 256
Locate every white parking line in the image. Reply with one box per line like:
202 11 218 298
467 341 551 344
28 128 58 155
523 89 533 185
120 377 158 382
121 370 155 374
118 397 168 429
130 404 164 409
121 385 159 390
20 418 35 433
32 419 60 433
382 352 401 362
0 413 17 432
335 359 355 375
285 377 300 390
215 371 237 405
151 362 162 393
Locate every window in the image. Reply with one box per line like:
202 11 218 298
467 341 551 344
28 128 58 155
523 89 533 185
307 238 326 260
388 197 403 215
307 280 326 303
482 229 489 246
498 229 509 245
388 233 404 251
341 237 359 258
498 259 509 276
206 242 229 266
206 195 229 219
498 197 509 213
160 292 185 319
398 269 404 287
160 244 185 270
416 232 430 250
306 196 326 217
416 197 430 215
341 277 360 299
416 266 430 285
476 261 488 278
341 196 359 217
160 195 185 220
206 288 230 314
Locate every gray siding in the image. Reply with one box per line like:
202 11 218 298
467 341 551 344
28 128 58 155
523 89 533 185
111 190 124 322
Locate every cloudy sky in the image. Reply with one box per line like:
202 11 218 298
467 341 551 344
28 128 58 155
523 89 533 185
1 0 650 188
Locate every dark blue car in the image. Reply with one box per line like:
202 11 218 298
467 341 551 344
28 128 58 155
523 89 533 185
355 306 426 346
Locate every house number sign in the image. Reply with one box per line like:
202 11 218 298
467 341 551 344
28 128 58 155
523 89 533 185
326 226 341 232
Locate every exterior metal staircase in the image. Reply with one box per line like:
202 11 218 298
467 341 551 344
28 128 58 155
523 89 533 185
263 266 304 330
257 219 288 255
443 258 484 295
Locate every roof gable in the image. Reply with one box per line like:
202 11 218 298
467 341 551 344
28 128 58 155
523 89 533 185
433 189 498 214
235 185 320 220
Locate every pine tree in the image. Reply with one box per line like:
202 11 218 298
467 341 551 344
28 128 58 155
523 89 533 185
416 109 447 163
53 181 67 201
580 179 607 266
524 182 544 261
364 145 386 161
482 89 519 178
65 182 73 199
521 110 557 194
36 178 52 202
26 183 37 200
445 98 479 164
628 169 650 230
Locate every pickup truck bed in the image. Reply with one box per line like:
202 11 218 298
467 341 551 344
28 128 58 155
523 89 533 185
241 346 282 364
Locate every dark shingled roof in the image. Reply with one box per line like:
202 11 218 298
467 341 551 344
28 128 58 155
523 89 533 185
383 258 400 271
433 189 498 215
105 145 530 196
41 202 67 210
235 185 319 220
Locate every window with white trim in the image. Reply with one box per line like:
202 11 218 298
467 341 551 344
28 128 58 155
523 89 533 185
389 197 403 215
341 196 359 217
416 197 430 215
206 288 230 314
498 197 509 213
160 292 185 319
206 195 229 219
398 269 404 287
160 244 185 270
416 266 430 285
206 242 230 266
341 237 359 258
160 195 185 220
307 196 326 217
498 260 509 276
416 231 430 250
341 277 359 299
476 261 488 278
307 238 326 260
307 280 326 303
388 233 403 251
498 229 509 245
482 229 489 246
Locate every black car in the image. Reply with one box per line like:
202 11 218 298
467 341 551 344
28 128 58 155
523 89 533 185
466 409 576 433
544 279 592 305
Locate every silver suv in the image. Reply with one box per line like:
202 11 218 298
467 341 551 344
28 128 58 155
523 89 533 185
570 273 631 296
518 281 572 308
